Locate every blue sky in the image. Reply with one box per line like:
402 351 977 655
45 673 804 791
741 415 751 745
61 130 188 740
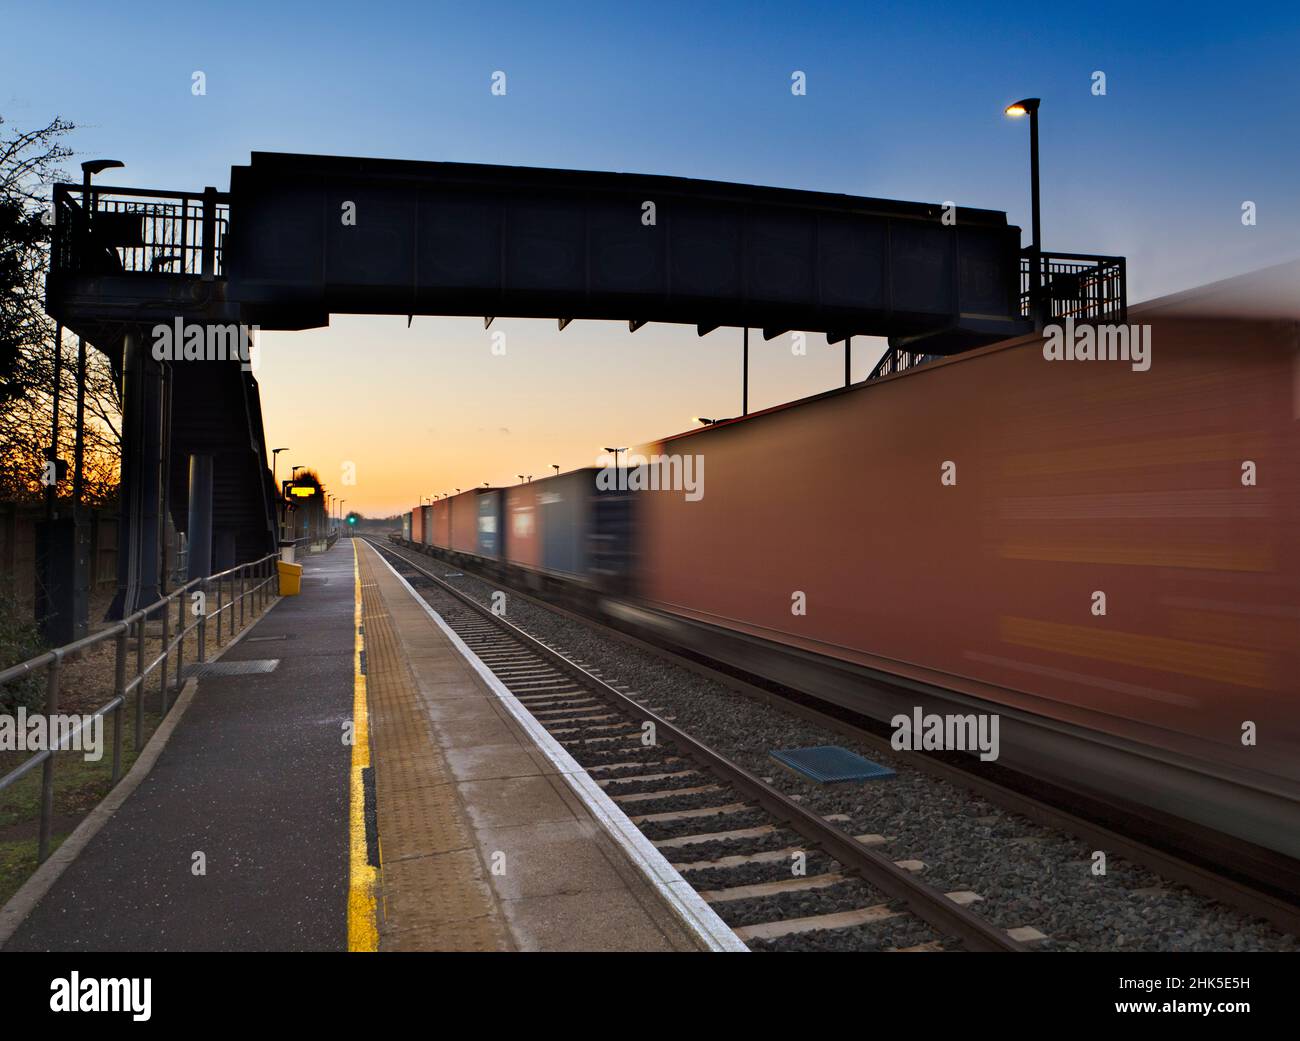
5 1 1298 512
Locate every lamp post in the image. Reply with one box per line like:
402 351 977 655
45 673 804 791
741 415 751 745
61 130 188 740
271 447 289 485
551 465 559 477
742 327 749 416
1004 97 1043 327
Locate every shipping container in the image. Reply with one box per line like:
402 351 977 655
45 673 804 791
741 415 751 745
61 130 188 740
450 490 481 554
504 484 540 568
410 504 424 544
634 308 1300 785
430 498 452 549
420 504 432 546
402 511 412 541
477 489 503 558
538 469 594 576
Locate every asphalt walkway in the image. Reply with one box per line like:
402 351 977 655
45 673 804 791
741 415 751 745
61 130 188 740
3 543 355 951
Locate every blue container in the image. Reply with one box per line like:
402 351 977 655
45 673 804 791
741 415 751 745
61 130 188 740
477 490 502 558
539 470 591 575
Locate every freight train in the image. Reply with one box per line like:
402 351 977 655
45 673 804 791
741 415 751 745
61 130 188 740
400 271 1300 861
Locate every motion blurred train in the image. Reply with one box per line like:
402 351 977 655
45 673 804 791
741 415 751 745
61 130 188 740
401 266 1300 862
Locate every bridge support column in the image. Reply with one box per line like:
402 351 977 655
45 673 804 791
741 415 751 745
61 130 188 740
108 331 165 619
214 530 236 571
186 453 214 580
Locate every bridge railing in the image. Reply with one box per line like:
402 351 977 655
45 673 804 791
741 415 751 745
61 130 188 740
1021 250 1127 324
51 183 232 279
0 551 280 865
866 346 939 382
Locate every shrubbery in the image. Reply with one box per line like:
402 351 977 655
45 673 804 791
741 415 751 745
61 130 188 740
0 592 45 711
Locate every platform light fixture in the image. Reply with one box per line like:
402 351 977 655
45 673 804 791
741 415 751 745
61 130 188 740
1005 96 1043 326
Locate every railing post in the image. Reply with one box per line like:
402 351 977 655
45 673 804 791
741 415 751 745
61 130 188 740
117 621 137 757
200 186 217 281
175 592 185 696
38 654 61 864
239 569 245 630
198 580 207 663
160 601 171 715
112 698 123 785
135 615 146 704
180 196 189 275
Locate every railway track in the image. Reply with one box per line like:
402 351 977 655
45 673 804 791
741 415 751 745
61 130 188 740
369 535 1300 946
366 536 1029 951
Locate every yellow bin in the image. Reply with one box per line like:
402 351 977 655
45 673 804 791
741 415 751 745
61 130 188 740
277 560 303 596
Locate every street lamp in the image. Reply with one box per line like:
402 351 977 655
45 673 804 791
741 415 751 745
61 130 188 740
272 447 289 485
551 465 560 476
1005 97 1043 326
604 447 627 469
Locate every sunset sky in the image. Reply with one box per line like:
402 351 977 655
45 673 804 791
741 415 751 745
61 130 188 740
6 0 1298 516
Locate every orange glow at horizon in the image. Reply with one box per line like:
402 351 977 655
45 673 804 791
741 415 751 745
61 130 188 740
256 315 887 519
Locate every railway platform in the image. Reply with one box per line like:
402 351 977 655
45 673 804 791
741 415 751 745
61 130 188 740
1 539 732 952
353 539 731 951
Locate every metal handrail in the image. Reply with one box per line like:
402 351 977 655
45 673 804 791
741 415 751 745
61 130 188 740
51 182 232 279
0 550 281 864
1020 249 1127 324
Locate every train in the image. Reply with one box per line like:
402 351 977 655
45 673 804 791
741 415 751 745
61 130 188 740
401 268 1300 861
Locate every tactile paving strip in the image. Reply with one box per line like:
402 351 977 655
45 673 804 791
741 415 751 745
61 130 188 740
356 549 511 951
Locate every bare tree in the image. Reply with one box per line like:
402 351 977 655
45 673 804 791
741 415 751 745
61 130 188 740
0 114 121 505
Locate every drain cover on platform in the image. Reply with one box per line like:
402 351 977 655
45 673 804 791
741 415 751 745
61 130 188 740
183 659 280 678
770 745 895 783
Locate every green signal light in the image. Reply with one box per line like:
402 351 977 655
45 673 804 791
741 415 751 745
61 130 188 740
347 515 356 525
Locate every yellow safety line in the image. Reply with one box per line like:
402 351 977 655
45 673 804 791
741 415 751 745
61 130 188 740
348 539 379 951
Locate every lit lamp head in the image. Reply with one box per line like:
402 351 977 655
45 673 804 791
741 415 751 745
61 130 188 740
1004 98 1040 118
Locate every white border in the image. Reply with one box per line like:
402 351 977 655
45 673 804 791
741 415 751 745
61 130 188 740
368 544 748 953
